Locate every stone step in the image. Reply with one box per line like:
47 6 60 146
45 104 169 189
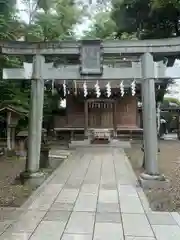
49 150 71 160
69 139 131 148
70 139 90 145
49 154 68 159
50 150 71 155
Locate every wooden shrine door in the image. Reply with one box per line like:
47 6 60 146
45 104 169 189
87 100 114 129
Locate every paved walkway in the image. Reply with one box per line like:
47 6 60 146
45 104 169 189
1 147 180 239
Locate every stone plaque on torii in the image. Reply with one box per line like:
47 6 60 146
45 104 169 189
1 38 180 185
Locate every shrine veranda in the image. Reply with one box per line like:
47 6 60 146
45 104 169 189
1 38 180 181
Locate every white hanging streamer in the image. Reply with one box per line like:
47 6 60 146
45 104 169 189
106 82 111 98
120 80 124 97
95 81 101 98
52 79 56 95
63 80 66 97
74 80 77 95
131 80 136 96
83 81 88 97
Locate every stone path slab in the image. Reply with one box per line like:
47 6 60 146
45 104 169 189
1 147 180 239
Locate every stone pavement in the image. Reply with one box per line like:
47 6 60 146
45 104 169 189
1 147 180 239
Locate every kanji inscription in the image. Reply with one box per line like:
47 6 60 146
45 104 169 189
80 42 102 75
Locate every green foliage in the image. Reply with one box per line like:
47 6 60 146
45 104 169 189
85 0 180 40
111 0 180 39
0 0 16 16
163 97 180 106
21 0 85 41
83 11 117 39
0 0 27 111
43 89 60 132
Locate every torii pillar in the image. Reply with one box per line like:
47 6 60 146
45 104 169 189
140 53 165 187
25 55 45 175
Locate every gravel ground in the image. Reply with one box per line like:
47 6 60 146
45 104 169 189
124 139 180 211
0 152 63 208
0 156 34 207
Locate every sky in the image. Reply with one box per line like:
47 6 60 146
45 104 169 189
17 0 180 100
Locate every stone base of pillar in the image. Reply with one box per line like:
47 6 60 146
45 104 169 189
20 171 46 188
139 172 170 190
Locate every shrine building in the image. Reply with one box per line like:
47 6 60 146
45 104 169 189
52 72 165 141
53 84 140 140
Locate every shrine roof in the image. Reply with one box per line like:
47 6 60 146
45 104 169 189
0 105 28 116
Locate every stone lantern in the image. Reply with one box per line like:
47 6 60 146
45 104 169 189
0 105 28 153
7 111 20 151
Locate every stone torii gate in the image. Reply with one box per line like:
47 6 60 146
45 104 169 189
1 39 180 184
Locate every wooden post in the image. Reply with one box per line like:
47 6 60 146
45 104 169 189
66 95 68 125
84 100 88 137
113 100 117 138
7 112 11 151
11 127 16 150
136 97 139 126
157 102 161 135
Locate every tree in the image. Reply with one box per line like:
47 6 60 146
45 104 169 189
20 0 86 41
83 7 137 40
111 0 180 39
83 11 117 39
